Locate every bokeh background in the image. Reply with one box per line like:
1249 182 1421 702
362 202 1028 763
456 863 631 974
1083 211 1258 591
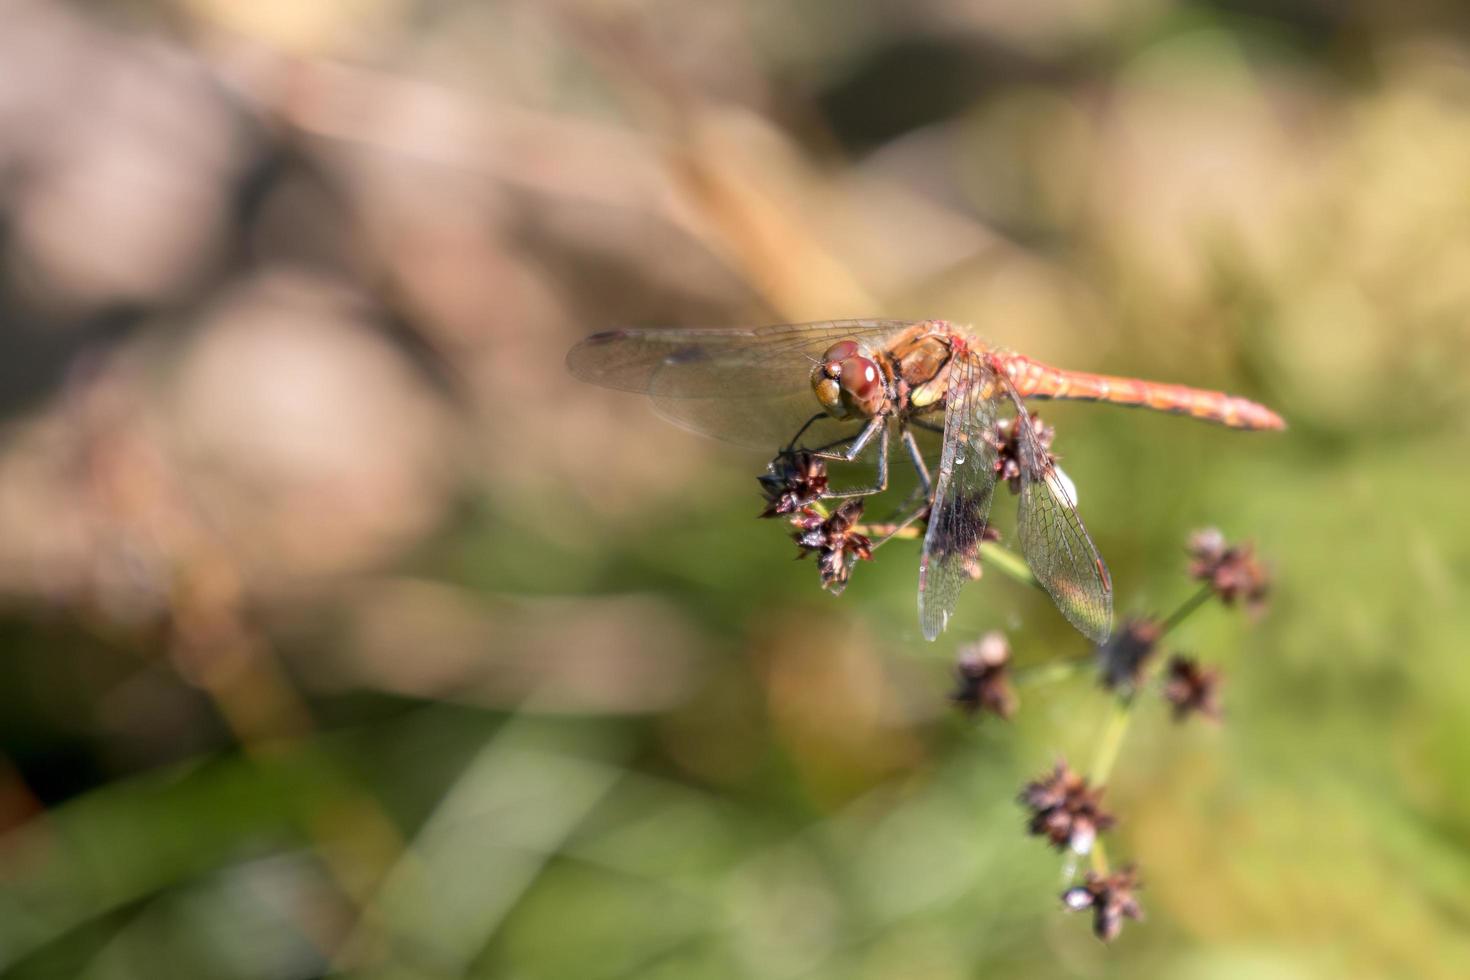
1 0 1468 977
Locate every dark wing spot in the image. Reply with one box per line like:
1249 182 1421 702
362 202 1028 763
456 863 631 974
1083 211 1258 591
582 329 631 345
665 345 713 365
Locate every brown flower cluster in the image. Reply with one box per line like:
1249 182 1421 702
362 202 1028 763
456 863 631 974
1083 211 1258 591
991 414 1055 494
1062 867 1144 942
1187 527 1271 613
759 453 874 592
951 631 1016 719
1018 762 1114 854
1090 528 1269 717
1096 618 1162 694
758 452 828 518
1162 654 1222 722
792 501 872 593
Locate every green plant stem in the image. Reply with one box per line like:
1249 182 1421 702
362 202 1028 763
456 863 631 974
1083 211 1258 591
1088 695 1134 789
1083 695 1132 877
979 541 1041 591
1013 655 1089 687
853 520 1041 592
1160 584 1214 635
1082 582 1216 875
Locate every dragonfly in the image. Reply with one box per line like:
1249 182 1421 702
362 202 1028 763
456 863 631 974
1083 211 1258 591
567 319 1283 643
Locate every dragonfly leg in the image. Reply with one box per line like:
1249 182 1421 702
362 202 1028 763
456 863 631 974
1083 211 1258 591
782 412 830 454
860 428 933 547
800 429 865 457
869 500 928 551
778 414 877 459
798 414 880 462
876 425 934 522
819 420 889 499
901 427 931 496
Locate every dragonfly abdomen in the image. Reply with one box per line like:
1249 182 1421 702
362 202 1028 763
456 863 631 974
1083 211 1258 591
1000 355 1285 431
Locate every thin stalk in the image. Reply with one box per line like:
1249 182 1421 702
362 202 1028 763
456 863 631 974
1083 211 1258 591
1081 697 1132 878
979 541 1041 591
859 522 920 541
1087 695 1134 788
851 516 1042 591
1082 583 1216 875
1159 584 1213 636
1013 656 1088 687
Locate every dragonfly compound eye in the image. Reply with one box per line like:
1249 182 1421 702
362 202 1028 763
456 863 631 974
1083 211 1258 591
812 371 843 416
839 353 886 417
820 340 860 363
813 341 860 417
811 341 884 418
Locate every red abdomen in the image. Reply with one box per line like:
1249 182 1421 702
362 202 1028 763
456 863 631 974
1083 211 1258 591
999 354 1285 431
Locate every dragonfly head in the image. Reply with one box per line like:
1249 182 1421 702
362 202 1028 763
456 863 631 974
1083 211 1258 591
812 340 887 419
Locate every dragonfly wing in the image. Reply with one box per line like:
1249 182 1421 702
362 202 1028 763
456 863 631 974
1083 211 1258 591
568 320 914 394
647 389 838 451
1007 388 1114 643
566 320 912 449
918 352 1001 641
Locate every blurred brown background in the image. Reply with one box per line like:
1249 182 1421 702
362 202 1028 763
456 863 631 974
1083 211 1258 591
1 0 1469 977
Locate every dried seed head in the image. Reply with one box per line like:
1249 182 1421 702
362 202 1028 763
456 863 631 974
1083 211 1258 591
1187 528 1271 614
990 414 1056 495
1097 618 1162 694
792 501 872 594
1019 762 1114 854
759 452 829 518
951 630 1017 719
1162 654 1222 723
1061 866 1144 942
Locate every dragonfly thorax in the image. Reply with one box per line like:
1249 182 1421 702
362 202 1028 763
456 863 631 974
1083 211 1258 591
811 340 889 420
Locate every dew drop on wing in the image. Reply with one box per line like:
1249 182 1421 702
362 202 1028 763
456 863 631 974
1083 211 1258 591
1053 464 1077 504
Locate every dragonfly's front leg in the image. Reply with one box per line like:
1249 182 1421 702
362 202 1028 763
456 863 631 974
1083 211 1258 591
869 425 933 520
815 418 889 499
901 427 931 497
782 413 829 454
867 428 932 545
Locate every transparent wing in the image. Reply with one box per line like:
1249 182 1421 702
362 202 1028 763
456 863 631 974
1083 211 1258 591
1007 387 1114 643
566 320 914 449
918 352 1001 641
